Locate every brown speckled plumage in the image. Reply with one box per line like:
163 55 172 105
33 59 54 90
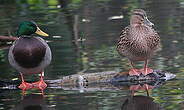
117 9 160 75
117 9 160 62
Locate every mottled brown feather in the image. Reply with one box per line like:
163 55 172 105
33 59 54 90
117 25 160 61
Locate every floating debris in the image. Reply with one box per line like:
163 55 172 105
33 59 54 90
52 36 62 39
108 15 124 20
57 5 61 8
82 19 91 23
77 38 86 42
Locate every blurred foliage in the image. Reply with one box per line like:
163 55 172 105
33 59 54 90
66 0 82 10
0 50 5 63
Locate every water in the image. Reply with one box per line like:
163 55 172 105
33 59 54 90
0 0 184 109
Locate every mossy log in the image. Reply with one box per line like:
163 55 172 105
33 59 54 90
0 70 175 91
46 70 176 91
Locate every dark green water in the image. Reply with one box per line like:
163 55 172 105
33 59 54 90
0 0 184 110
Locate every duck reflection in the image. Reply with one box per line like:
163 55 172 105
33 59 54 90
13 94 54 110
130 83 154 96
120 82 162 110
121 95 161 110
112 79 162 97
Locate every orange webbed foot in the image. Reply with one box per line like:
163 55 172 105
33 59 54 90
139 68 153 75
18 82 33 90
129 68 141 76
32 79 47 90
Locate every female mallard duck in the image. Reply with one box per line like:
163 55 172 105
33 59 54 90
117 9 160 76
8 21 51 90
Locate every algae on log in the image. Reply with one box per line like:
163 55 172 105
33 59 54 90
46 70 176 89
0 70 176 91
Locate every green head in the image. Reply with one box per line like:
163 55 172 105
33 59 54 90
16 21 49 37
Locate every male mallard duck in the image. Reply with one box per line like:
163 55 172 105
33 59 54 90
117 9 160 76
8 21 51 90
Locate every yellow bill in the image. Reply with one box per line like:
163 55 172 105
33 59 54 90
35 27 49 36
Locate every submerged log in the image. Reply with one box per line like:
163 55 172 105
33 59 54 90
0 70 176 91
0 36 17 42
47 70 176 90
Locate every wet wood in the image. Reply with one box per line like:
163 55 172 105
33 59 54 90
0 70 175 90
47 70 176 87
0 36 17 42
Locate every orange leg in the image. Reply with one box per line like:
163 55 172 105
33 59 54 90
143 84 150 96
129 84 153 96
128 61 141 76
130 84 142 96
32 71 47 90
18 73 32 90
139 60 153 75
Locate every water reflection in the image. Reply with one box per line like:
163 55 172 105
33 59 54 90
0 0 184 109
55 80 163 110
121 95 161 110
13 94 55 110
129 84 153 96
120 82 162 110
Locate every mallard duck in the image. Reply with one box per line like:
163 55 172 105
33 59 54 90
117 9 160 76
8 21 51 90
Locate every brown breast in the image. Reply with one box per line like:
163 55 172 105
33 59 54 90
117 26 160 61
13 37 46 68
